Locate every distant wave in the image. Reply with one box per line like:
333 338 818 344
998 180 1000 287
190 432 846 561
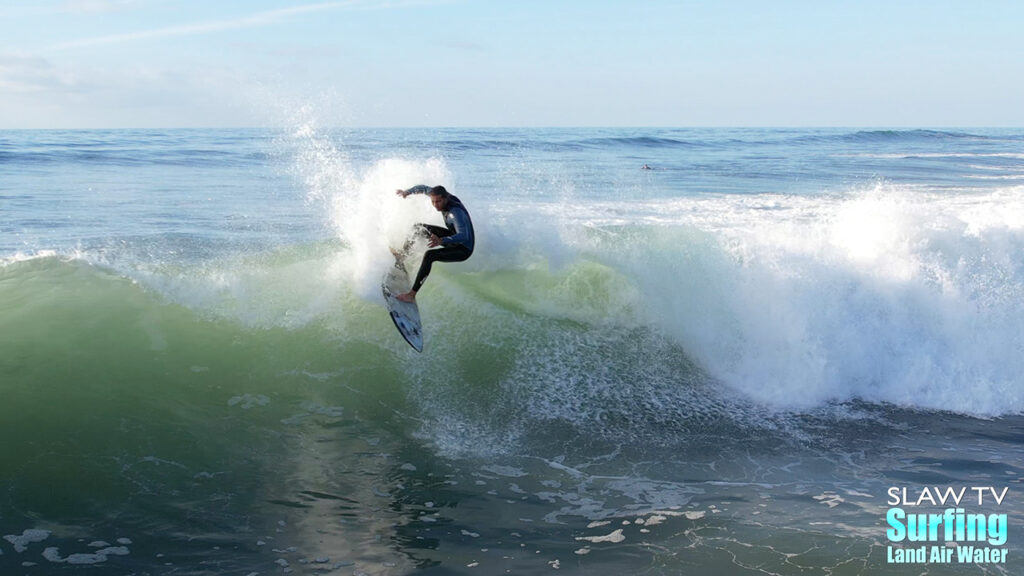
575 136 706 149
843 129 987 141
0 147 267 168
431 135 707 152
773 129 1000 148
547 129 1018 151
0 130 268 167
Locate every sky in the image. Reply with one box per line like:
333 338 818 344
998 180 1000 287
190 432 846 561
1 0 1023 128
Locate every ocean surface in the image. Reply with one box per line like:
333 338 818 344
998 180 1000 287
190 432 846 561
1 126 1023 575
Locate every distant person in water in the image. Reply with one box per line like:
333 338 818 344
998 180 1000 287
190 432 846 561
393 185 475 303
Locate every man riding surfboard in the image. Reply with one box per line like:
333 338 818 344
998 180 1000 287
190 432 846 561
394 185 475 303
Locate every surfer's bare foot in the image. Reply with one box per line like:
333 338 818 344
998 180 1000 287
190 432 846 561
396 291 416 303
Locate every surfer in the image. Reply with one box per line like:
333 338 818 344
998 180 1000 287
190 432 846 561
393 185 475 303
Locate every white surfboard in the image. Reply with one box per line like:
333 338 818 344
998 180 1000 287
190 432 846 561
382 256 423 352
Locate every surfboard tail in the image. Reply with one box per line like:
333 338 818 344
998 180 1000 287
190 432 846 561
382 257 424 352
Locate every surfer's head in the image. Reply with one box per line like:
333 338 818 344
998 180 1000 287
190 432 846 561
428 186 450 211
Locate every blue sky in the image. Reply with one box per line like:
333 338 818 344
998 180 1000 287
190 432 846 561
1 0 1022 128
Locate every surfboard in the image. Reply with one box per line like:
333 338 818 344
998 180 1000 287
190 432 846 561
381 255 424 352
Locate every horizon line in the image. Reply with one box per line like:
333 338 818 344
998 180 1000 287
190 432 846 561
2 125 1022 132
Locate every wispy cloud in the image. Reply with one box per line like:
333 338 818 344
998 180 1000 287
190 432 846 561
46 0 436 52
0 48 265 128
0 52 79 93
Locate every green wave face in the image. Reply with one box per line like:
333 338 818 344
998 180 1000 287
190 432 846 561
0 253 709 488
0 251 730 569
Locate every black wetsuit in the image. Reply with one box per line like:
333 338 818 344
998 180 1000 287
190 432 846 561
404 186 475 292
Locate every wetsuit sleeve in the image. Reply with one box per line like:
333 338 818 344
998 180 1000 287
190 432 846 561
440 206 474 248
404 185 431 196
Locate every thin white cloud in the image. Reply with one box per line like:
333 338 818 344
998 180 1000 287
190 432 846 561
46 0 439 52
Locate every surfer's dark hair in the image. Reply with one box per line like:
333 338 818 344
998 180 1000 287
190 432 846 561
428 186 450 198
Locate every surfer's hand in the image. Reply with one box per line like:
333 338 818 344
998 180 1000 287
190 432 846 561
428 234 442 247
395 189 408 198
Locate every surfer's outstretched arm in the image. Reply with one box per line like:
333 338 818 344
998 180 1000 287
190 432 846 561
396 185 431 198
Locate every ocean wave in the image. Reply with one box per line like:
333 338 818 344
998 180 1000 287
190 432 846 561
6 182 1024 430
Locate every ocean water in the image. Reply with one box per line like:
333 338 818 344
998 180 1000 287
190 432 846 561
1 126 1023 575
